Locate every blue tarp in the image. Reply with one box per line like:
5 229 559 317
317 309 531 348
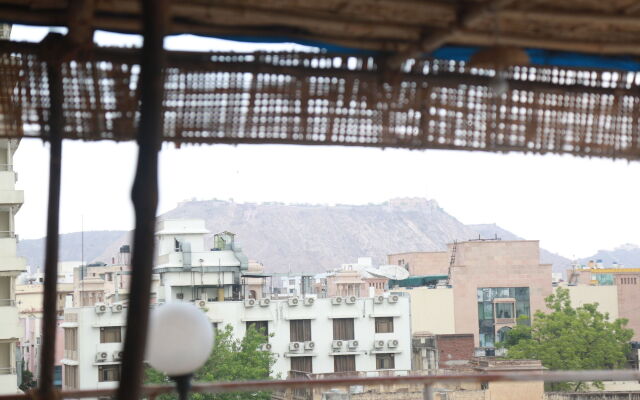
215 35 640 71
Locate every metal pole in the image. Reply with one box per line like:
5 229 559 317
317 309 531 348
37 34 64 399
116 1 167 399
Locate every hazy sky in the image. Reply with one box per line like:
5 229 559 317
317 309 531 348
10 27 640 259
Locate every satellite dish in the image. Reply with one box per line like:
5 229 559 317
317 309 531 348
366 265 410 280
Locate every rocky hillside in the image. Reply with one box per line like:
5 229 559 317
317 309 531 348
578 243 640 267
17 230 128 272
17 199 575 274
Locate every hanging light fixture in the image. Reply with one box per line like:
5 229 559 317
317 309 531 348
146 302 214 400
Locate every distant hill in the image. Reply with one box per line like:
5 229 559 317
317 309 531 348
17 199 577 274
578 243 640 267
17 230 127 272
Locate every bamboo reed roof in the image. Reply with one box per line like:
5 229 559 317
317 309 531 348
4 0 640 57
2 1 640 159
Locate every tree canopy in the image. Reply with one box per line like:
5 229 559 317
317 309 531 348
145 323 277 400
502 288 634 391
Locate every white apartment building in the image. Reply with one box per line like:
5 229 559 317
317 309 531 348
62 295 412 390
155 219 249 303
0 138 26 394
61 219 412 390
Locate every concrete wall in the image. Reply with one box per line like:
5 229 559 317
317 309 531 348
388 252 449 276
450 240 552 347
488 381 543 400
563 285 619 319
397 287 455 334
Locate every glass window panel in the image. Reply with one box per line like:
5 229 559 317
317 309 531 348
482 288 491 301
477 289 483 302
495 303 514 318
478 303 485 320
515 287 529 301
509 288 515 298
497 288 510 298
484 303 493 319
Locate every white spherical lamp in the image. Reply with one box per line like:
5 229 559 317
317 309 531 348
146 302 214 399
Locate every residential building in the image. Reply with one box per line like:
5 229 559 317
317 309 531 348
62 295 412 389
155 219 249 303
15 270 73 388
319 257 389 298
0 138 25 394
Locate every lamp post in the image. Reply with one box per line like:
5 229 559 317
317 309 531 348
146 302 214 400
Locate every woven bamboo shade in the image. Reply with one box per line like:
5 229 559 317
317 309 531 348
0 41 638 160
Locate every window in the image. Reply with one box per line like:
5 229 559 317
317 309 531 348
176 293 184 299
332 318 354 340
376 353 395 370
291 356 313 373
289 279 295 285
375 317 394 333
495 303 514 319
98 365 121 382
64 365 78 389
333 355 356 372
290 320 312 342
247 321 269 338
100 327 122 343
64 328 77 350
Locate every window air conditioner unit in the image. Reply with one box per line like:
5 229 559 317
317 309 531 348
374 340 385 349
388 295 399 304
332 340 344 350
111 303 123 313
244 299 256 307
260 343 272 351
112 351 124 361
95 303 107 314
196 299 206 308
289 342 301 352
373 295 385 304
345 296 357 304
331 297 343 305
347 340 359 349
303 297 315 306
387 339 399 348
288 297 300 306
95 351 108 362
259 298 271 307
304 341 315 350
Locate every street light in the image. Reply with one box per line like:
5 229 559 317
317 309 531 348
146 302 214 400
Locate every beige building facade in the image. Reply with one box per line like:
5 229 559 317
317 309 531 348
396 287 455 335
391 240 552 349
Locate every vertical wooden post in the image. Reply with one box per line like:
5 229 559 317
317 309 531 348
38 36 64 398
116 1 168 399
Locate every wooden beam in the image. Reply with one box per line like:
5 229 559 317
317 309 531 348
387 0 517 68
500 9 640 29
115 0 167 399
453 30 640 56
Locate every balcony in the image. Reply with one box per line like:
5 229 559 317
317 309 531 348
0 190 22 207
0 371 17 395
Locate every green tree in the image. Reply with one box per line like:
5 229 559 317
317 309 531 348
503 288 633 391
146 324 276 400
